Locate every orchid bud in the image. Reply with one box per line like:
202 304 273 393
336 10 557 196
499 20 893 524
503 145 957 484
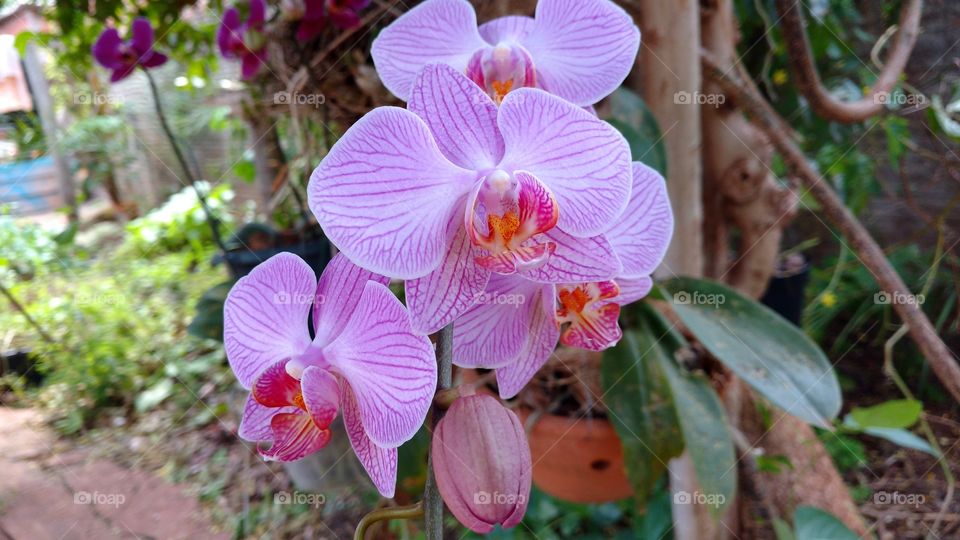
431 393 532 533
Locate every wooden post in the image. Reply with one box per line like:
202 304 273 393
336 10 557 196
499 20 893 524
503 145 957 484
636 0 703 279
21 42 77 222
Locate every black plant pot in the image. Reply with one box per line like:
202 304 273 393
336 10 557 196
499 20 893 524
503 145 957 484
1 349 44 386
760 254 810 327
222 237 332 280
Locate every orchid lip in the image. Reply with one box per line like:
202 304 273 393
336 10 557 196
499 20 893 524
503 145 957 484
466 42 536 104
466 170 559 274
556 281 622 351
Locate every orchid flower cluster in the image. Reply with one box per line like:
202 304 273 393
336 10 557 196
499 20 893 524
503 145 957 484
216 0 372 79
97 0 673 533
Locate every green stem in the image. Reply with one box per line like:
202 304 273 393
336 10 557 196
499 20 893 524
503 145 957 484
0 282 57 345
424 323 453 540
142 69 228 254
354 502 424 540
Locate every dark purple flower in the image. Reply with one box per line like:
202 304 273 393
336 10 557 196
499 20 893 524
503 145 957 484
326 0 371 29
297 0 327 42
297 0 370 42
218 0 268 79
92 17 168 82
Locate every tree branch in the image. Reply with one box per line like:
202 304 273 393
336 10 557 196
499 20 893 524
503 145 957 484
701 50 960 404
774 0 922 123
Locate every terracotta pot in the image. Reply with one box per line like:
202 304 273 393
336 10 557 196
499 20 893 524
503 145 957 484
458 355 633 505
518 408 632 504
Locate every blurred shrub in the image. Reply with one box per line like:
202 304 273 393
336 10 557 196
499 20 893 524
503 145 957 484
1 247 228 434
122 182 234 261
0 209 75 282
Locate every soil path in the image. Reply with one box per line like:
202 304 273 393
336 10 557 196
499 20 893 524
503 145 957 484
0 407 227 540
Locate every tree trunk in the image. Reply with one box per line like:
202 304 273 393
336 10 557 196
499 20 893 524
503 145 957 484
698 0 867 536
630 1 715 537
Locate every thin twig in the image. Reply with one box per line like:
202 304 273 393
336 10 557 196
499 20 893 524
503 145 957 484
774 0 923 123
0 282 58 345
702 50 960 404
142 69 228 254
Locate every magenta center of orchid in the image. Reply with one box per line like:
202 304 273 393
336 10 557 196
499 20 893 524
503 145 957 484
466 169 559 274
466 43 536 105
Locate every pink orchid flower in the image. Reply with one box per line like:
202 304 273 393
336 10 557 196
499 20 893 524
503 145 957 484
218 0 268 79
371 0 639 105
224 252 437 497
92 18 168 82
308 63 631 335
454 162 674 399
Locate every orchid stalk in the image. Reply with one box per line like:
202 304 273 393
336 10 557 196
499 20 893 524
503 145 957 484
92 18 227 253
143 70 228 254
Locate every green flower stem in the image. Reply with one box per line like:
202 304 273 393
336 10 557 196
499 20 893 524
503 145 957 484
353 501 424 540
142 69 228 254
424 323 454 539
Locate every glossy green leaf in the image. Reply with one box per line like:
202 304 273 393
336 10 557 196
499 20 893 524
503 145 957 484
601 307 684 510
661 278 841 427
603 88 667 176
842 416 940 457
794 506 859 540
849 399 922 429
655 342 736 515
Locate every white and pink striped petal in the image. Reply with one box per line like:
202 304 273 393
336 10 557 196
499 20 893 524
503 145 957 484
408 63 504 170
498 89 632 236
308 107 476 279
606 162 674 278
323 281 436 448
519 0 640 106
453 275 548 369
224 253 315 388
342 384 399 498
371 0 487 101
406 224 491 335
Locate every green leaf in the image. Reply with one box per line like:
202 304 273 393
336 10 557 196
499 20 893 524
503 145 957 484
187 281 233 341
849 399 922 429
773 518 797 540
842 416 941 457
793 506 859 540
661 278 841 427
601 307 684 511
654 340 736 515
603 88 667 176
